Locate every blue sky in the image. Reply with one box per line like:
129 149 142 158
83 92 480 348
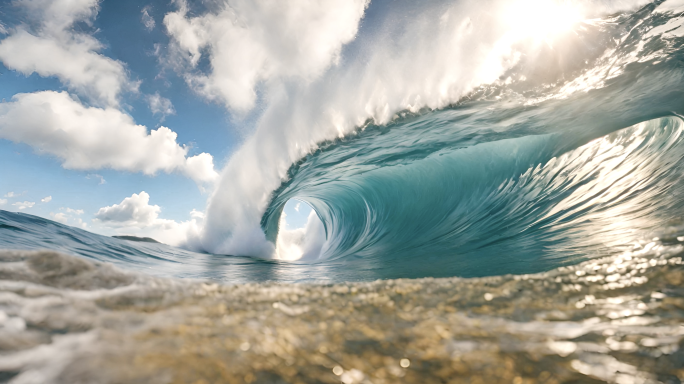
0 0 246 238
0 0 372 243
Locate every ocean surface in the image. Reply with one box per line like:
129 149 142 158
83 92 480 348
3 1 684 382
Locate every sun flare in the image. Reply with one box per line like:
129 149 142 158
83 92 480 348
505 0 584 40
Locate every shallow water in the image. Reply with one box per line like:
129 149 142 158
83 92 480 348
0 247 682 383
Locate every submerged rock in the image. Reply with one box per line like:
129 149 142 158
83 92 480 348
0 248 682 383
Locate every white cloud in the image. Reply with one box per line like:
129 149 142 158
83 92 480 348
50 212 68 224
182 152 218 184
146 93 176 118
4 192 17 198
13 201 35 210
0 23 7 36
0 199 6 206
0 0 218 187
50 208 86 228
86 174 106 185
164 0 369 112
14 0 98 31
41 196 52 203
0 30 132 107
94 192 203 246
0 0 135 107
0 91 218 184
65 207 84 215
94 192 159 227
141 6 156 31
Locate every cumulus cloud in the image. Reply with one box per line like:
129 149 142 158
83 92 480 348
65 207 84 215
87 174 106 185
4 192 17 198
50 207 86 228
94 191 203 246
146 93 176 119
50 212 68 224
0 0 135 107
182 152 219 184
164 0 369 112
0 199 6 206
95 191 160 227
13 201 35 210
41 196 52 203
141 6 156 31
0 91 218 184
0 0 215 186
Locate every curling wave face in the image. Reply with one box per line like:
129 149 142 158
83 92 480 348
264 117 684 277
252 0 684 278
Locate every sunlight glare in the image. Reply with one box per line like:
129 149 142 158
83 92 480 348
505 0 584 40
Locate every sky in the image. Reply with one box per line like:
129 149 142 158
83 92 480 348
0 0 324 241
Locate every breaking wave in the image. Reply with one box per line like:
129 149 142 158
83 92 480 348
252 0 684 276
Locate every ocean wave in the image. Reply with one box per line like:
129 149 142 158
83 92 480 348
264 116 684 276
200 0 684 267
